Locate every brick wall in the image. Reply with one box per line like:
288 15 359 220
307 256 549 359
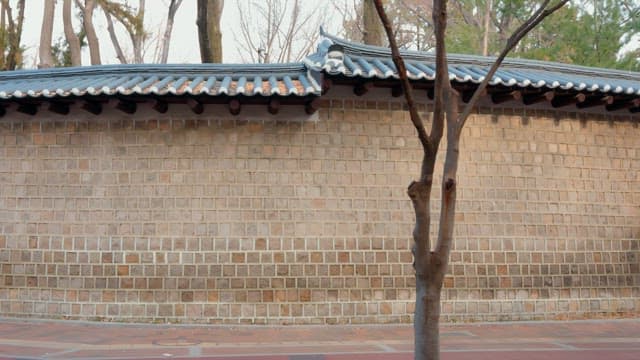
0 97 638 324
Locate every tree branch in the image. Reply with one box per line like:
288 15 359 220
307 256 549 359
63 0 82 66
373 0 431 165
457 0 570 132
429 0 449 159
103 10 128 63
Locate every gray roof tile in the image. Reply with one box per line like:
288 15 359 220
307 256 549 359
0 63 321 99
0 32 638 117
305 32 640 97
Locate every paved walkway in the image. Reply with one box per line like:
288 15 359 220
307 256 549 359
0 317 638 359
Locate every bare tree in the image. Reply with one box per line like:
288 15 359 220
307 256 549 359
236 0 328 63
197 0 223 62
132 0 145 63
373 0 569 359
38 0 56 68
103 10 128 63
333 0 364 41
482 0 492 56
98 0 147 63
337 0 436 51
63 0 82 66
0 0 26 70
158 0 183 63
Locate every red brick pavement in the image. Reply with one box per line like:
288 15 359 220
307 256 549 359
0 318 638 359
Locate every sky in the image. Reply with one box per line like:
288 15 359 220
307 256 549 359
21 0 233 66
19 0 342 67
17 1 640 68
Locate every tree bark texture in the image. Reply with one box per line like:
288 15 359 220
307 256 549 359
62 0 82 66
208 0 223 63
97 0 146 64
83 0 101 65
363 0 383 46
2 0 25 70
103 11 127 64
197 0 223 63
482 0 492 56
38 0 55 68
0 3 5 68
159 0 182 63
415 278 441 360
132 0 145 63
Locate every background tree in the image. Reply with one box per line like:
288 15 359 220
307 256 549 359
158 0 182 63
338 0 434 50
362 0 383 45
63 0 82 66
38 0 55 68
374 0 569 359
98 0 147 64
0 0 25 70
80 0 101 65
197 0 223 63
343 0 639 69
549 0 640 70
445 0 640 69
51 36 80 67
103 5 127 63
236 0 330 63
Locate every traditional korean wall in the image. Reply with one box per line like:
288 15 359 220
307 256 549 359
0 96 638 324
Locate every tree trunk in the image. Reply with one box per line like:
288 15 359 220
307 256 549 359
2 0 25 70
196 0 210 62
0 3 5 69
159 0 182 63
408 176 439 360
132 0 145 63
62 0 82 66
415 278 441 360
197 0 223 63
38 0 56 68
209 0 223 62
83 0 101 65
482 0 492 56
104 11 127 63
363 0 383 45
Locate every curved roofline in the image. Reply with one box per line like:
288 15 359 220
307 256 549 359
319 30 640 82
0 62 310 80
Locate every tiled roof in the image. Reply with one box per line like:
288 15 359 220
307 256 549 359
0 32 638 117
0 63 321 99
305 31 640 97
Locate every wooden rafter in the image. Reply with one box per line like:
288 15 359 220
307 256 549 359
551 93 586 108
116 100 137 114
153 99 169 113
305 98 320 115
523 91 554 105
268 98 280 115
229 99 241 115
491 90 522 104
81 100 103 115
17 102 39 115
187 98 204 114
354 82 374 96
391 85 403 97
576 95 612 109
48 101 71 115
606 97 635 112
